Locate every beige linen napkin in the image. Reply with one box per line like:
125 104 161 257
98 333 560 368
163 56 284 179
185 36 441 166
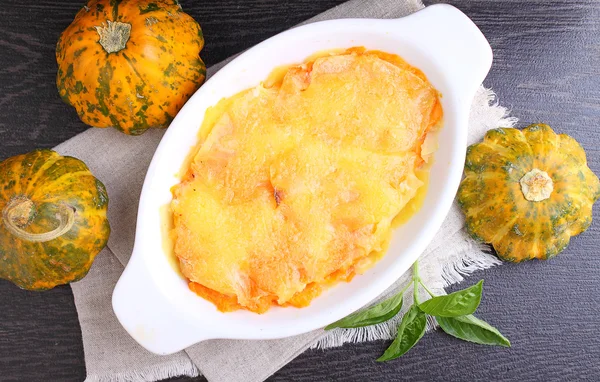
56 0 517 381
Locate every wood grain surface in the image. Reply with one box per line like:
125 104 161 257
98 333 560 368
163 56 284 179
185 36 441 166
1 0 599 381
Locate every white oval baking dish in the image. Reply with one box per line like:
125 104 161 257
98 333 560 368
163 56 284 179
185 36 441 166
112 4 492 355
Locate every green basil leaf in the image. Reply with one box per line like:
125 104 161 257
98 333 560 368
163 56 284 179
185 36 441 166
437 314 510 347
418 280 483 317
325 293 403 330
377 305 427 362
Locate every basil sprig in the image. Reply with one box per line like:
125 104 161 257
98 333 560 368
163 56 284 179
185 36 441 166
324 260 510 361
437 314 510 347
418 280 483 317
376 305 427 361
325 293 403 329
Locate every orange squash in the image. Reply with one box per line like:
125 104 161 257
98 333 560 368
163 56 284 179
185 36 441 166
56 0 206 135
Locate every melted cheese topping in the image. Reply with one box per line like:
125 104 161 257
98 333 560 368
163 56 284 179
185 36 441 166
171 48 443 313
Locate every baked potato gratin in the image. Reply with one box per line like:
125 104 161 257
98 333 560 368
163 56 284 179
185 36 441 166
171 47 443 313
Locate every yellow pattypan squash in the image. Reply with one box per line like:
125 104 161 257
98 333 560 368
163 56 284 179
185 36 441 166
458 124 600 262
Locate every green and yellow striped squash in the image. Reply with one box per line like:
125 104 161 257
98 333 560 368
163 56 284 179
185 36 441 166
0 150 110 290
458 124 600 262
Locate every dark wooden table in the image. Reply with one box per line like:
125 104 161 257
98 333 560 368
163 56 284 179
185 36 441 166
1 0 599 381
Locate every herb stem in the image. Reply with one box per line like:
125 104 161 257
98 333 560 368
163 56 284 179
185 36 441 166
412 259 420 282
419 280 437 297
398 278 413 297
412 260 420 304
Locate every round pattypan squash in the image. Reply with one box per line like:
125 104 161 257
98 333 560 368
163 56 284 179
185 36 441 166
458 124 600 262
56 0 206 135
0 150 110 290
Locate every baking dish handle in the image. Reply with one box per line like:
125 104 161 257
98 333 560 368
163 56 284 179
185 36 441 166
396 4 493 102
112 251 210 355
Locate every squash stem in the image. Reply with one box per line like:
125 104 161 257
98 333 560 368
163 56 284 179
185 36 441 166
520 168 553 202
95 21 131 54
2 197 75 243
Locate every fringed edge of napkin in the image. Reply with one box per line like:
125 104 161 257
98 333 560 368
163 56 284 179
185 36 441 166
85 360 200 382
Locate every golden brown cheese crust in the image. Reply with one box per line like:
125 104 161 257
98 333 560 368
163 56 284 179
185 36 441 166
171 48 443 313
